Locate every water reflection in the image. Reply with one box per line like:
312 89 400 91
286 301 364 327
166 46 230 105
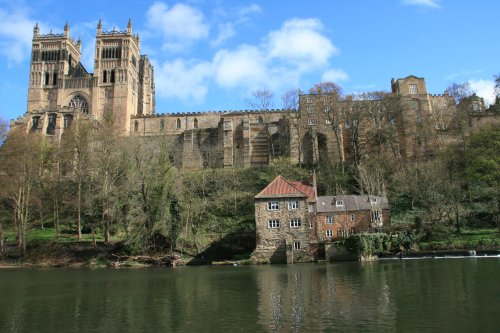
255 263 397 332
0 259 499 332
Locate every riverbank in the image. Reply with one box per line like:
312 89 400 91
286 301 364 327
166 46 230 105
0 242 187 268
1 228 498 268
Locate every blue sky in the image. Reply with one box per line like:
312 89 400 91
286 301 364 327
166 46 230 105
0 0 498 121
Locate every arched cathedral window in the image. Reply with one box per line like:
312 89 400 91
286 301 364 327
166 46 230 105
176 118 181 129
103 70 107 83
68 95 89 114
193 118 198 129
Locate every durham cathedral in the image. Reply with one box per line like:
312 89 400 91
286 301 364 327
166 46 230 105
11 20 487 169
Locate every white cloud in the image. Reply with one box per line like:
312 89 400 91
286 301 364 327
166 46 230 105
0 7 37 64
469 79 495 106
213 45 268 89
402 0 441 8
322 68 349 83
146 2 209 51
154 58 213 103
236 4 262 17
153 17 342 105
267 18 337 71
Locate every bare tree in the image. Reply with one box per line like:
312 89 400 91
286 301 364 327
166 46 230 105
247 89 279 162
89 112 125 244
445 82 475 150
60 118 93 240
0 118 7 146
281 89 302 163
0 128 41 253
247 89 275 111
309 82 345 166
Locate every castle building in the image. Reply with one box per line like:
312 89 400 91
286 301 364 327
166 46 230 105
11 21 487 168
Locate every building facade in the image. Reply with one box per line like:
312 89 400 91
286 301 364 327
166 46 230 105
252 175 390 263
11 21 489 168
13 20 154 143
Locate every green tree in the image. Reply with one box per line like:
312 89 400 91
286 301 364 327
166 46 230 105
123 136 179 253
465 123 500 230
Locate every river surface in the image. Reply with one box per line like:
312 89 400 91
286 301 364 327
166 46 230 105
0 258 499 332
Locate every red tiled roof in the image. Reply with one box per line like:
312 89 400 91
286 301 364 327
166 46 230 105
290 181 316 202
255 175 315 201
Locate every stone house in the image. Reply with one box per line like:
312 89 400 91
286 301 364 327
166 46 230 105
253 175 316 263
253 175 390 263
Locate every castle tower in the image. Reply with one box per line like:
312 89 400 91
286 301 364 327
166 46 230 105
93 19 142 134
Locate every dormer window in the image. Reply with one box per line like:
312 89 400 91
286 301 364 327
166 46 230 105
335 199 344 207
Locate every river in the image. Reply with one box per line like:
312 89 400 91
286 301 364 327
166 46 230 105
0 258 499 332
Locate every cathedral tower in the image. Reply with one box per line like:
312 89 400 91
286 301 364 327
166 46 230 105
93 19 142 134
27 22 85 137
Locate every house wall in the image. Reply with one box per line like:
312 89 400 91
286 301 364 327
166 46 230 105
316 209 390 242
253 197 314 263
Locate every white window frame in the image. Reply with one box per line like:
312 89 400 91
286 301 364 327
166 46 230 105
325 119 332 125
338 229 348 238
290 218 301 228
372 210 382 222
335 199 344 207
409 84 418 95
293 241 301 250
288 200 299 210
306 97 312 104
326 229 333 237
307 118 316 126
267 201 279 211
350 213 355 222
267 219 280 229
307 105 314 113
326 215 333 224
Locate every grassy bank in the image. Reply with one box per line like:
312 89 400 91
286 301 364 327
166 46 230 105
419 229 500 251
